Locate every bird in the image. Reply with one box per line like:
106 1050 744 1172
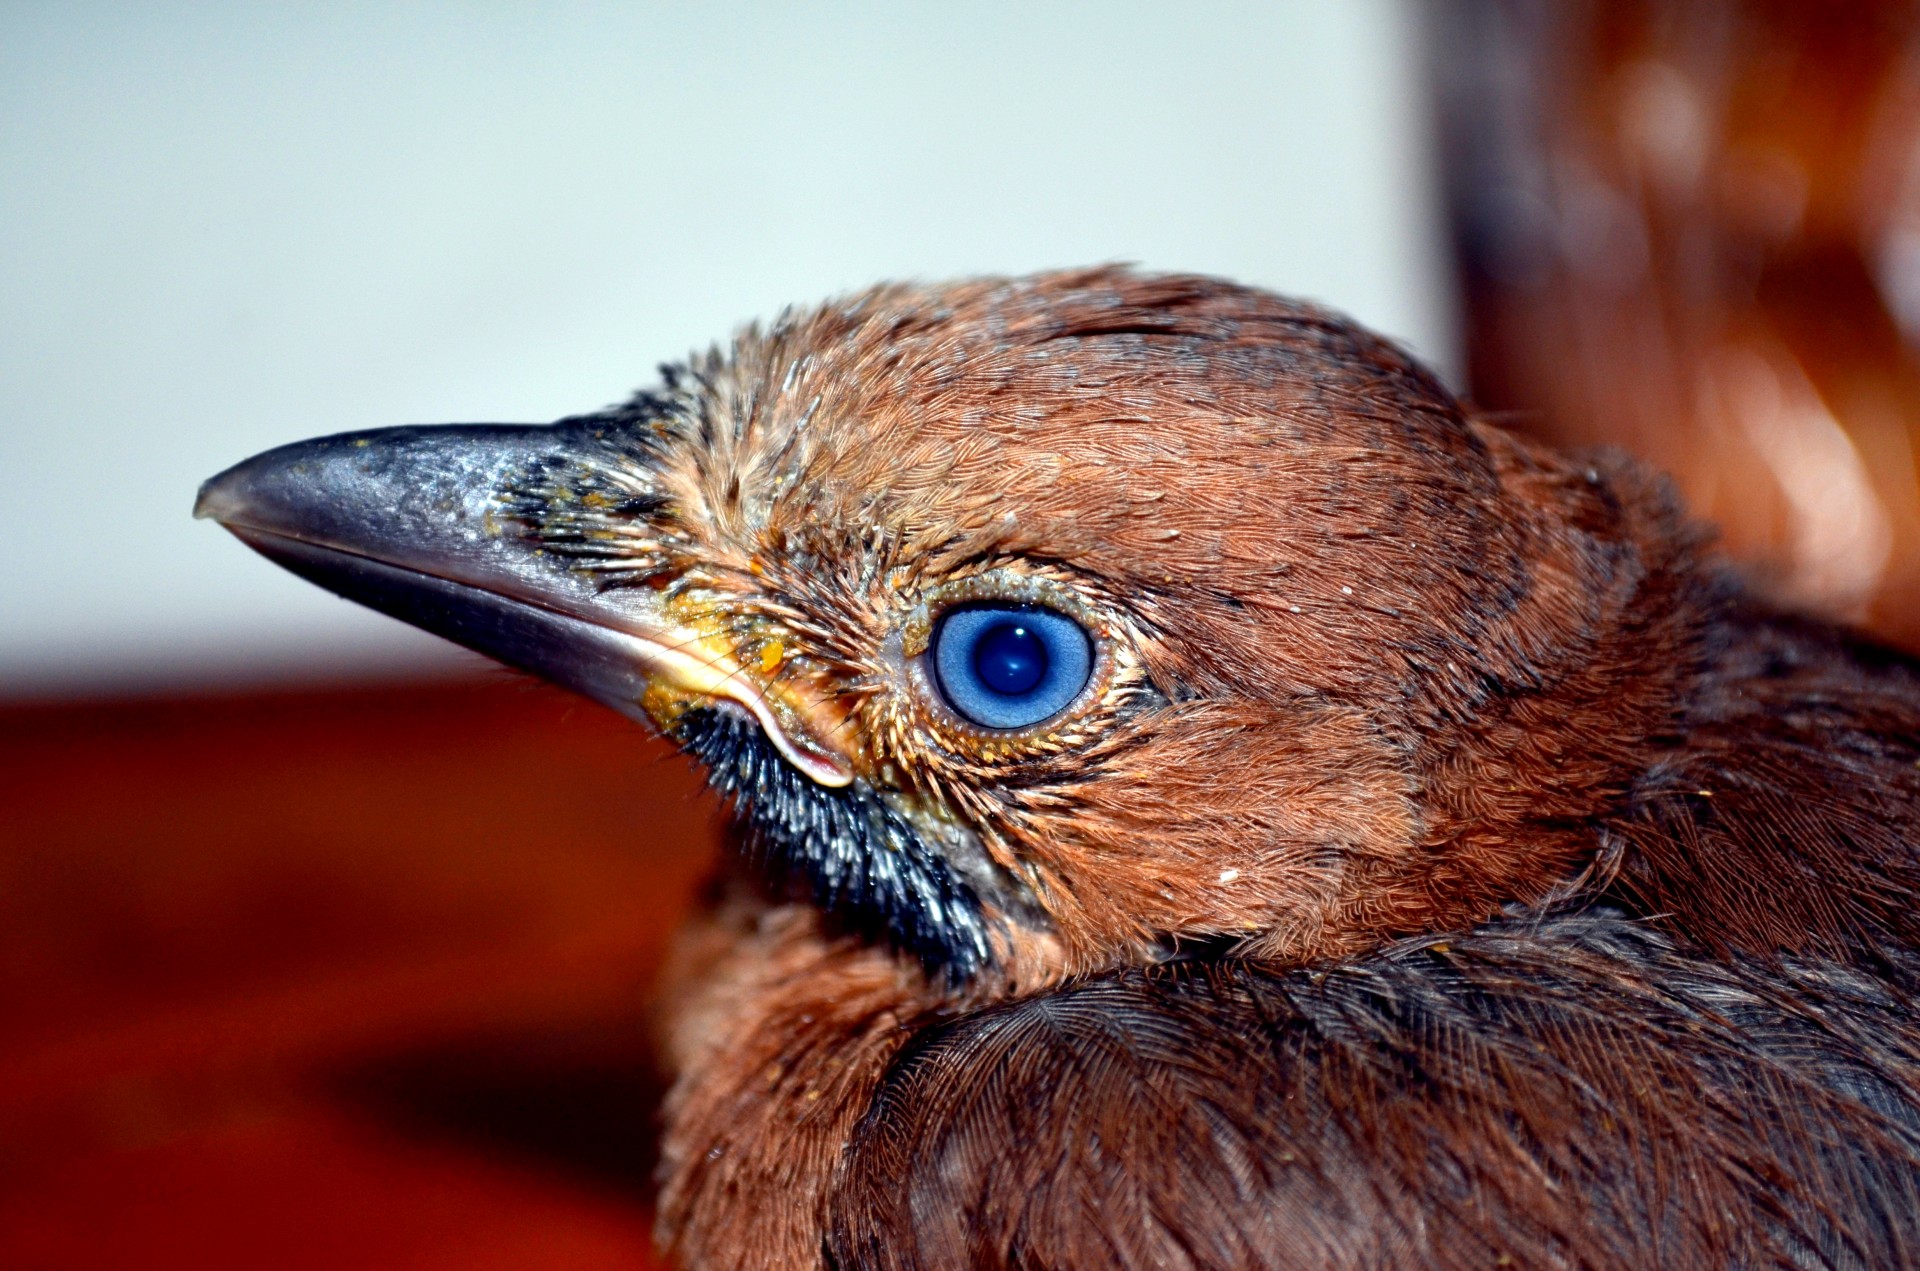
196 268 1920 1269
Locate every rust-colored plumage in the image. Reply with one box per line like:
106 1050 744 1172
200 269 1920 1268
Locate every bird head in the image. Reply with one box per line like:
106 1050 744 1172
197 268 1702 986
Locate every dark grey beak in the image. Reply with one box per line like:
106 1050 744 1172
196 425 855 786
195 424 663 720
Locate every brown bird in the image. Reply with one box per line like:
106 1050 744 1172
197 269 1920 1269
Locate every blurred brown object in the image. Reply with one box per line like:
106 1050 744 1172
0 675 711 1268
1432 0 1920 648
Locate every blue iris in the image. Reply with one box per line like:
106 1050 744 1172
931 604 1092 730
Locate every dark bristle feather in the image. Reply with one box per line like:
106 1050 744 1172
673 707 997 980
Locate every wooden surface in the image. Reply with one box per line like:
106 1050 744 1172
0 674 717 1268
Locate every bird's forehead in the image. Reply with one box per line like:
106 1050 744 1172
657 273 1490 590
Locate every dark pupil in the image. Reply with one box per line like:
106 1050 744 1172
973 622 1047 695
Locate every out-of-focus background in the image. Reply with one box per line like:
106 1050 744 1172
3 2 1916 1267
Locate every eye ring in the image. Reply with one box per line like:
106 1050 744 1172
930 603 1093 731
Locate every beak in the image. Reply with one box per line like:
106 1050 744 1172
195 425 854 788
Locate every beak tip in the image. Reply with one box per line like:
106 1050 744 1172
192 477 230 523
195 451 272 526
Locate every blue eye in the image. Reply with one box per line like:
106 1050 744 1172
931 604 1093 730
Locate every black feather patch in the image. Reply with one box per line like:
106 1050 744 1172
674 707 997 980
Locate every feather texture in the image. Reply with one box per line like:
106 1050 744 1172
204 267 1920 1268
637 272 1920 1269
832 910 1920 1271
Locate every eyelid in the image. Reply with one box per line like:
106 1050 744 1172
910 569 1112 640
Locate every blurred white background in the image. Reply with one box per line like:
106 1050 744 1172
0 0 1450 694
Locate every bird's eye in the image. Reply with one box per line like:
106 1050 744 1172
931 604 1093 730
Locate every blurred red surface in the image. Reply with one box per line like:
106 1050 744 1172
0 674 716 1268
0 1104 658 1271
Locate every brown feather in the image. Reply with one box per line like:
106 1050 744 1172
831 912 1920 1270
222 266 1920 1267
621 271 1920 1268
